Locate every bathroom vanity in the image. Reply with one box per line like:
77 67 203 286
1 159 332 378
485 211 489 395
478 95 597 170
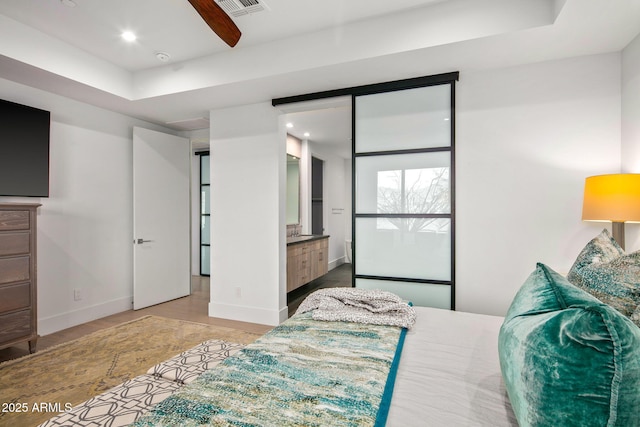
286 235 329 292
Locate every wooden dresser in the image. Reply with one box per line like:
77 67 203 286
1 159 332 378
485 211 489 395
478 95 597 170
0 203 40 353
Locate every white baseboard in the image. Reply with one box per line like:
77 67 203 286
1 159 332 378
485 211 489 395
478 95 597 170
209 301 285 326
38 296 132 336
328 257 346 271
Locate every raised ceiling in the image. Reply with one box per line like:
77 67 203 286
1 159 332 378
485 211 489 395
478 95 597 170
0 0 639 146
0 0 449 72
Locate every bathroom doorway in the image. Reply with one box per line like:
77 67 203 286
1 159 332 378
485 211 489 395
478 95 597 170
276 96 352 271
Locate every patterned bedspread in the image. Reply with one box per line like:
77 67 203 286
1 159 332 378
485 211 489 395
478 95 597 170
133 312 407 427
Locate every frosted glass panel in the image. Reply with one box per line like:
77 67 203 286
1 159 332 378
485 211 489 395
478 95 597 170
356 152 450 214
200 155 210 184
356 278 450 309
201 245 210 275
201 216 210 245
355 218 450 280
200 154 211 276
201 186 210 215
355 84 451 153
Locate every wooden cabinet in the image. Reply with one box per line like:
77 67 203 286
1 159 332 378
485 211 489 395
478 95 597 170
287 236 329 292
0 203 40 353
310 238 328 279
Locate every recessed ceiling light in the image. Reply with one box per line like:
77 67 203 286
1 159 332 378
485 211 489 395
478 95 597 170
121 31 137 42
304 132 310 137
60 0 77 7
286 123 293 128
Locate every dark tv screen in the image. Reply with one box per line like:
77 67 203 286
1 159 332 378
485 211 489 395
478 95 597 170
0 99 50 197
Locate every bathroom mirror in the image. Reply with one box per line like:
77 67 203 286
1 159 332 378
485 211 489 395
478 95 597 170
286 154 300 224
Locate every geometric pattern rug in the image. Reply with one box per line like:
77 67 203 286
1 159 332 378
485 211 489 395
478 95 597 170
0 316 261 427
39 374 184 427
39 340 245 427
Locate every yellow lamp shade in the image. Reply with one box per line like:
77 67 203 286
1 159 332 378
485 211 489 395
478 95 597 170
582 174 640 223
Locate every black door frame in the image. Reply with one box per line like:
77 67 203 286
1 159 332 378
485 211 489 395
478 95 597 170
273 71 459 309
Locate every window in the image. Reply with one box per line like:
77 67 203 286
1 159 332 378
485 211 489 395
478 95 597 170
199 152 210 276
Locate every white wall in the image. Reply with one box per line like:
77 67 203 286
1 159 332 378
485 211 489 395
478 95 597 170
345 158 353 259
0 78 181 335
456 53 622 316
208 102 287 326
622 33 640 250
205 52 624 323
1 50 627 333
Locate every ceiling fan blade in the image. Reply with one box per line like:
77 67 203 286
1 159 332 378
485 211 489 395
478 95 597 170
188 0 241 47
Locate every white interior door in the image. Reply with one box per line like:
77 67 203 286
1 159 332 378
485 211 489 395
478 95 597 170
133 127 191 309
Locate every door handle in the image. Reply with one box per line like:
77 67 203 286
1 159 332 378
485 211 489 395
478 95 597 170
136 238 154 244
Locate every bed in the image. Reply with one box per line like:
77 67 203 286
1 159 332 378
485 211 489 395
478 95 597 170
42 229 640 427
129 289 516 427
129 309 516 426
42 291 514 427
388 307 516 426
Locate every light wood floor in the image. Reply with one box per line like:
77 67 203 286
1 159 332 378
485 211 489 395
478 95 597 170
1 264 353 363
0 276 271 363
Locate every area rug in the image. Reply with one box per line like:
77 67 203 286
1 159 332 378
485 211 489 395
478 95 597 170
0 315 262 427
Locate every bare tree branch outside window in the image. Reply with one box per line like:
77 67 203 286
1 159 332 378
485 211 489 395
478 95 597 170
377 167 450 232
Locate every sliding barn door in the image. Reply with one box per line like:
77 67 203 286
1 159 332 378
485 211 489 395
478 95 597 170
353 78 457 309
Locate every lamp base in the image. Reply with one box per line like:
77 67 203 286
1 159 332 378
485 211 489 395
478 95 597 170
612 222 625 251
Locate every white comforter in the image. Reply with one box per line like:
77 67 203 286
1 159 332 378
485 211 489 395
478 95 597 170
387 307 517 426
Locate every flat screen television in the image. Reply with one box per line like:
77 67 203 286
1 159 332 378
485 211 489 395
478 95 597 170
0 99 50 197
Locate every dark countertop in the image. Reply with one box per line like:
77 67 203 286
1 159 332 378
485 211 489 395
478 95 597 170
286 234 330 246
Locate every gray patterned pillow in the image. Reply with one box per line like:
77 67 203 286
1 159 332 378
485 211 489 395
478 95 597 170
568 230 640 326
568 228 623 271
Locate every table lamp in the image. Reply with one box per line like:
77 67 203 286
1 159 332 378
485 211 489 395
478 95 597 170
582 173 640 250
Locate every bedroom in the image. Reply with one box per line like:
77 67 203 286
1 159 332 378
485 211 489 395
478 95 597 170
0 0 639 425
0 0 636 332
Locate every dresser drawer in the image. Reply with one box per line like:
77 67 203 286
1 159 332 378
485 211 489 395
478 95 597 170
0 232 30 256
0 210 30 231
0 283 31 313
0 256 30 285
0 309 32 343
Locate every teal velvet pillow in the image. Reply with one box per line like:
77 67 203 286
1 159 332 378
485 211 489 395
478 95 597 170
499 263 640 427
568 230 640 325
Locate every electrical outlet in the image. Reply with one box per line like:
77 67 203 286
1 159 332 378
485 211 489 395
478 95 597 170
235 287 241 298
73 288 82 301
